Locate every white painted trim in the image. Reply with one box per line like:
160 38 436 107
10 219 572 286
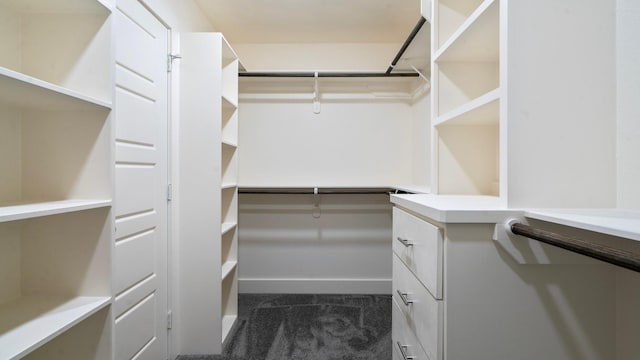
238 278 392 295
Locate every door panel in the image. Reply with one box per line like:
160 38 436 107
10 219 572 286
114 0 168 358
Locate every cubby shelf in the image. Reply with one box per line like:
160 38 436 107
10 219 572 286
434 88 499 126
434 0 499 61
221 314 237 343
0 199 111 223
0 296 110 360
0 68 112 111
221 222 237 236
221 261 238 280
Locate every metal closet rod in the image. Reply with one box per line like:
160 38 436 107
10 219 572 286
239 187 396 195
386 16 427 75
510 222 640 273
239 72 419 78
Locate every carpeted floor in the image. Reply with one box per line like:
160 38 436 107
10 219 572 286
178 294 392 360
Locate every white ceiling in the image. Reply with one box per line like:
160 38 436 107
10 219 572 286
195 0 421 44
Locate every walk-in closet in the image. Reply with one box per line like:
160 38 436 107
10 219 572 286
0 0 639 359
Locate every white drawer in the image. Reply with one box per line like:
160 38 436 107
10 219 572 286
393 207 443 299
393 254 442 360
393 297 430 360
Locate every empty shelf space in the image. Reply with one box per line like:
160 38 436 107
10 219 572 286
434 88 499 126
0 295 110 360
221 314 237 343
0 67 112 111
221 222 237 236
0 199 112 223
221 261 238 280
435 0 499 61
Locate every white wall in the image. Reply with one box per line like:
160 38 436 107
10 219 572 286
411 91 431 187
141 0 213 31
616 0 640 211
238 99 414 187
238 194 392 294
233 43 398 72
615 2 640 358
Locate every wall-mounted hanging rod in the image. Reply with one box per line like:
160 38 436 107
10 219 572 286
239 72 419 78
386 16 427 75
509 222 640 273
239 187 394 195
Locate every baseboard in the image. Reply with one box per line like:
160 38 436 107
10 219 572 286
238 278 392 294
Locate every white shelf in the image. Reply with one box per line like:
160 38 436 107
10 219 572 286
0 296 110 360
221 183 238 190
434 88 499 126
222 140 238 149
435 0 499 61
221 261 238 280
221 314 237 343
0 199 111 223
222 222 237 236
524 209 640 242
0 0 111 14
0 67 112 111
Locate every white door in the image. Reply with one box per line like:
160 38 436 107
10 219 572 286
114 0 169 359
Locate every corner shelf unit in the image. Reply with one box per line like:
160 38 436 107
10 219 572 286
433 0 500 197
179 32 240 353
0 0 113 358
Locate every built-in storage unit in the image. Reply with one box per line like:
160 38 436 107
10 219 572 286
179 32 240 354
432 0 616 207
0 0 113 358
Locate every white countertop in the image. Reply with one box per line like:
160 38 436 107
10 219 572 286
390 194 640 241
524 209 640 241
390 194 518 223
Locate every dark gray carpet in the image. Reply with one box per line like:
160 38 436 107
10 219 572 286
178 294 392 360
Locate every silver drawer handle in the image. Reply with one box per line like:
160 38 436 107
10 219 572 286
396 236 413 247
396 290 414 306
397 341 416 360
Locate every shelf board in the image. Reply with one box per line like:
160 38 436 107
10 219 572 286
221 261 238 280
221 183 238 190
0 0 111 14
0 199 112 223
435 0 499 62
0 67 112 111
222 222 237 236
434 88 500 126
0 296 111 360
222 94 238 109
221 314 237 343
222 140 238 149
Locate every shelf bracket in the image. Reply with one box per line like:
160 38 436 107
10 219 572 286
312 71 321 114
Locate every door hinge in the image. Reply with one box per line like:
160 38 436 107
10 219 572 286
167 54 181 72
167 310 173 329
167 184 172 201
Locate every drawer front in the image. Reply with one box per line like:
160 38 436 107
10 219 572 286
393 207 443 299
393 297 430 360
393 254 442 360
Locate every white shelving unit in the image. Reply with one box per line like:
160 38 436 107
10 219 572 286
432 0 500 197
0 0 113 358
179 32 240 354
220 37 240 343
432 0 616 208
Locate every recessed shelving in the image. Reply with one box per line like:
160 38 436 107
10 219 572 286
0 296 110 360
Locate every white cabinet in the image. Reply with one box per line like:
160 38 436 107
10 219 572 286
391 196 624 359
0 0 113 359
179 32 240 354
